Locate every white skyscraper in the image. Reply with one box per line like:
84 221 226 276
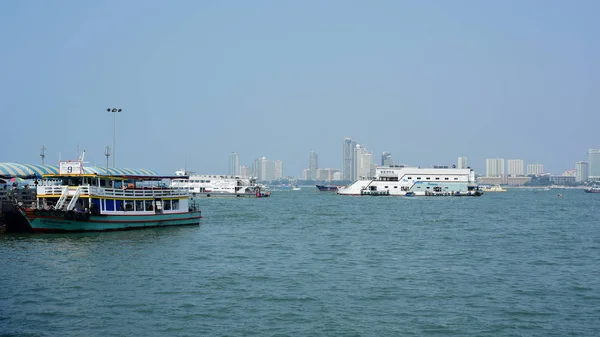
575 161 589 182
274 160 283 180
228 152 239 176
381 152 393 166
355 145 372 179
526 164 544 176
240 165 249 178
588 149 600 181
507 159 524 176
457 157 468 169
486 158 505 177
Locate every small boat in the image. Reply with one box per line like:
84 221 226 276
316 184 341 192
481 184 507 192
292 186 301 191
584 186 600 193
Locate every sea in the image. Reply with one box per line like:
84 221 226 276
1 188 599 337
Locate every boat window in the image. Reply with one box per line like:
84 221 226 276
105 199 115 211
394 186 398 188
408 177 412 180
426 177 430 180
445 178 449 180
116 200 124 211
172 199 180 210
145 200 154 211
124 200 134 211
135 200 144 211
435 177 440 180
417 177 421 180
100 179 108 187
426 187 430 189
384 186 388 189
454 178 458 180
163 200 172 211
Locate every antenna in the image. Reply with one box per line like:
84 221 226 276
104 146 111 174
79 149 86 162
40 145 46 165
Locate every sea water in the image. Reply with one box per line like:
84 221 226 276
1 188 599 336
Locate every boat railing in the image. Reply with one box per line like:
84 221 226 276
37 185 189 198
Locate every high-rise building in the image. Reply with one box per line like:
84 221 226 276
457 157 468 169
302 169 310 180
588 149 600 181
355 145 372 179
507 159 524 176
316 168 341 180
575 161 589 182
526 164 544 176
228 152 239 176
240 165 249 178
309 151 318 180
486 158 505 177
381 152 393 166
274 160 283 180
343 138 357 181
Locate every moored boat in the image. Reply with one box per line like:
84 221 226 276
480 184 507 192
171 170 268 197
337 166 483 197
22 160 202 232
584 186 600 193
316 184 341 192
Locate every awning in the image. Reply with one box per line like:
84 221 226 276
0 163 159 179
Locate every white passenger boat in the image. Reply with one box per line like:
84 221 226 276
170 170 270 198
337 166 483 196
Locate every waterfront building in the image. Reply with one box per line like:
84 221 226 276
588 149 600 182
485 158 505 177
575 161 589 182
457 157 468 169
527 164 544 176
507 159 524 176
343 138 357 182
550 175 576 185
381 152 393 166
309 151 318 180
228 152 239 176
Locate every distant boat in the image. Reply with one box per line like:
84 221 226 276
292 186 301 191
316 184 340 192
584 186 600 193
480 184 507 192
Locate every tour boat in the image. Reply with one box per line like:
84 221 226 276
22 161 202 232
170 170 269 197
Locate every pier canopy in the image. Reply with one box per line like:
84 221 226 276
0 162 159 179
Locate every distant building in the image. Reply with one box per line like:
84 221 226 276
527 164 544 176
550 175 576 185
575 161 589 182
588 149 600 182
274 160 283 180
302 169 310 180
333 171 342 180
477 176 531 186
240 165 249 178
507 159 524 176
486 158 505 177
457 157 468 169
309 151 318 180
343 138 357 181
355 144 372 179
316 168 341 181
381 152 393 166
228 152 239 176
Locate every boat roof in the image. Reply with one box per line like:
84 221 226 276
0 162 160 179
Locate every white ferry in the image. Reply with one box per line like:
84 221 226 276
337 166 483 196
170 170 270 198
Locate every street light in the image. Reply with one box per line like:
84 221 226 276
106 108 122 168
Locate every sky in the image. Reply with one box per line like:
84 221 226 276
1 0 599 176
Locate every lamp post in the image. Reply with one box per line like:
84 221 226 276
106 108 122 168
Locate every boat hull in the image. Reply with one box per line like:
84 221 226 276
25 211 202 233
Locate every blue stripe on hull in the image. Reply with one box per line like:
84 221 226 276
28 212 202 232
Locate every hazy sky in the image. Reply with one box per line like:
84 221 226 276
2 0 598 176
